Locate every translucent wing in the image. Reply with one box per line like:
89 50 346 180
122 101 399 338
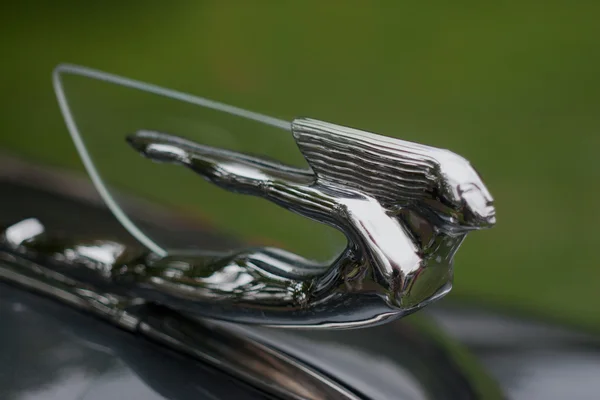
53 64 345 259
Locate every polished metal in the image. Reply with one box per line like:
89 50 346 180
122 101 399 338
0 116 494 328
0 220 358 400
121 117 495 326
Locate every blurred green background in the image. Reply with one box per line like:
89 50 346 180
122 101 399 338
1 2 599 330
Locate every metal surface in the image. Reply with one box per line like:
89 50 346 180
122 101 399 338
0 224 358 400
0 177 505 400
0 283 269 400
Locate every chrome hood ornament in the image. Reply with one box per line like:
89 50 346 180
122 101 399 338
0 65 495 329
122 118 495 327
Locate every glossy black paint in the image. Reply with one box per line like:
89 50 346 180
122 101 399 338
0 283 269 400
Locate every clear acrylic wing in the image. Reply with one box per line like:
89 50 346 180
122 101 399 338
53 64 345 259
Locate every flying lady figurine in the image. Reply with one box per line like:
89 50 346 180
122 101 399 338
1 64 495 327
114 117 496 327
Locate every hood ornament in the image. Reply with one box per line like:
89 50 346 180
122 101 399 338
1 122 495 328
119 117 495 327
0 66 495 329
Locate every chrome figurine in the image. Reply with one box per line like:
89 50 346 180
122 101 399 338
1 117 495 328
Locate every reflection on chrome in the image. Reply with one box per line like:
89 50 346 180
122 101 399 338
0 235 357 400
0 116 494 328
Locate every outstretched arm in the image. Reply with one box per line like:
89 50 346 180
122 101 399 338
127 130 338 221
127 130 275 195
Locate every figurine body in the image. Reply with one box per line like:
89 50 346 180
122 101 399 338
117 118 494 326
1 118 494 327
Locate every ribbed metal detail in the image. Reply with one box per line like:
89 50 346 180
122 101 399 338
292 118 441 207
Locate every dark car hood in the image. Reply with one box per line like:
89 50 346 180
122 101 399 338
2 160 600 400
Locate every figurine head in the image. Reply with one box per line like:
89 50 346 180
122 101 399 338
437 153 496 229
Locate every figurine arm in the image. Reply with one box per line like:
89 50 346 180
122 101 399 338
127 130 314 196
